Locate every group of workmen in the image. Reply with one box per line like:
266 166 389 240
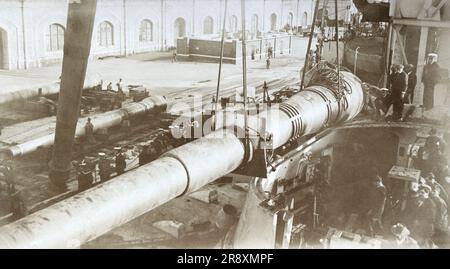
76 131 173 192
383 63 417 121
105 78 124 94
76 147 127 192
383 52 442 121
363 129 448 249
0 161 27 221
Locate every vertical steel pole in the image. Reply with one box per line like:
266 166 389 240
300 0 321 90
215 0 228 113
241 0 249 156
335 0 341 92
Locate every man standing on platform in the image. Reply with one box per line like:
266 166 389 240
388 64 408 121
405 64 417 104
422 53 441 110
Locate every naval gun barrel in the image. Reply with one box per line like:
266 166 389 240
5 95 167 158
0 74 102 106
0 71 364 248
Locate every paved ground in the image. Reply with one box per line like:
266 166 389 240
0 37 308 97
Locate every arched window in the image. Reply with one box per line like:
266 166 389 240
270 13 277 31
47 24 65 51
251 14 259 34
139 19 153 42
229 15 238 33
302 12 308 26
203 16 214 35
288 12 294 27
174 17 186 38
0 27 8 69
98 21 114 47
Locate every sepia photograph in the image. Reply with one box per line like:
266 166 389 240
0 0 449 251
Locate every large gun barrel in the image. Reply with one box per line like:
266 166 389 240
0 71 364 248
4 95 167 158
0 74 102 106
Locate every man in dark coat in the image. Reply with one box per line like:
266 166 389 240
431 186 448 233
407 185 437 248
405 64 417 104
0 161 15 193
267 46 273 59
9 185 27 221
77 162 93 192
425 128 447 157
114 147 126 176
266 57 271 70
384 223 420 249
98 153 111 182
139 145 150 166
422 53 441 110
365 169 387 236
424 128 447 176
84 117 96 144
431 185 449 247
388 64 408 121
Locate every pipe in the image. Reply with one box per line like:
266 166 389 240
0 129 243 248
0 74 102 105
0 71 364 248
4 95 167 158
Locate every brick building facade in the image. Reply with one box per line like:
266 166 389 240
0 0 315 70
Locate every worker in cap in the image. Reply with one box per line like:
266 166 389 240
404 64 417 104
424 128 447 176
430 184 448 242
387 63 408 121
423 53 441 110
9 185 27 221
0 161 15 194
98 152 111 182
139 145 150 166
77 161 93 192
364 167 387 236
85 117 96 144
114 147 126 176
425 128 446 155
386 223 419 249
408 184 438 248
428 53 438 61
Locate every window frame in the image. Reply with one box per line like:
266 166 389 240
139 19 154 43
98 21 114 48
46 23 65 52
